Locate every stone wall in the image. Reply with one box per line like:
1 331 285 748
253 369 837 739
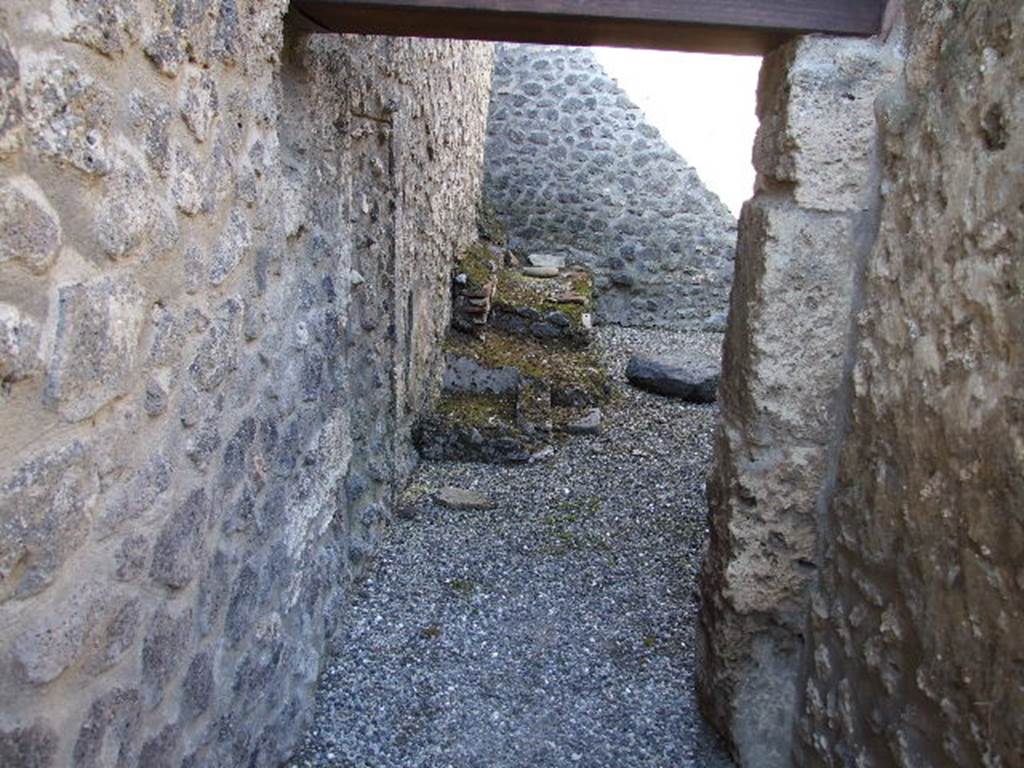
0 2 492 765
700 2 1024 767
483 44 736 330
795 1 1024 765
697 35 900 767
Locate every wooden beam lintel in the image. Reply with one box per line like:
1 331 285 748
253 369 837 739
291 0 886 54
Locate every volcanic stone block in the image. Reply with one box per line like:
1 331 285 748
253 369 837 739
72 687 142 767
0 34 22 156
0 441 97 602
128 91 172 177
64 0 141 57
22 58 112 175
142 608 192 708
0 178 61 273
181 650 215 721
208 208 251 286
0 302 40 383
87 597 142 674
12 587 105 685
754 37 901 212
96 452 172 539
0 721 58 768
180 68 219 142
45 275 145 421
719 199 857 441
189 298 243 391
95 154 178 259
625 354 719 403
137 724 180 768
149 488 209 590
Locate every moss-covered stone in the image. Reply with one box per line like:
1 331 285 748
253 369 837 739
456 243 498 291
493 267 594 328
414 390 540 463
443 330 608 406
435 392 516 428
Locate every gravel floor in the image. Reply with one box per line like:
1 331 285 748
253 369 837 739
290 327 734 768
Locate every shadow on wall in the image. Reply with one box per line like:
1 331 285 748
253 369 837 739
483 43 738 331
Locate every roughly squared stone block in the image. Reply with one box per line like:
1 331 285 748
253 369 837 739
0 178 61 273
754 36 901 212
0 33 23 156
208 208 251 285
113 534 149 582
434 487 496 511
72 687 142 768
0 441 97 602
189 297 242 392
180 68 219 142
96 153 177 260
150 488 209 589
138 724 181 768
698 195 856 768
181 650 215 720
0 302 41 383
22 57 112 175
63 0 141 57
142 607 193 708
95 452 172 539
171 143 206 215
626 355 719 403
12 585 106 684
0 721 59 768
86 596 142 674
45 275 145 421
128 90 173 178
722 198 854 441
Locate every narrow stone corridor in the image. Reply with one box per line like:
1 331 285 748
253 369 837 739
290 327 733 767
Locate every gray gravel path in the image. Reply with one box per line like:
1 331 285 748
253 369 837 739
289 327 734 768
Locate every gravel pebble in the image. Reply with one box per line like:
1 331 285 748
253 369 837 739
289 327 733 768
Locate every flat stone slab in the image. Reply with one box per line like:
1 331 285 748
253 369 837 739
521 266 560 278
442 354 520 396
434 487 497 510
625 355 719 403
526 253 566 269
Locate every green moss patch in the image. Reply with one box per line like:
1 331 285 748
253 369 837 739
434 391 516 429
456 243 498 290
493 268 594 326
444 330 609 405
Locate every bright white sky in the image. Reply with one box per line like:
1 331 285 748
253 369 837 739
594 47 761 217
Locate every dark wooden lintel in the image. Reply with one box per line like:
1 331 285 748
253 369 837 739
290 0 886 54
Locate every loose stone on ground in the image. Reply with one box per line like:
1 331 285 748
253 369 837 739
522 266 560 278
434 486 496 511
626 354 720 403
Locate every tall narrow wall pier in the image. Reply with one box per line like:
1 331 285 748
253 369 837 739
796 1 1024 765
0 3 492 765
701 2 1024 766
698 35 899 767
484 44 737 330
